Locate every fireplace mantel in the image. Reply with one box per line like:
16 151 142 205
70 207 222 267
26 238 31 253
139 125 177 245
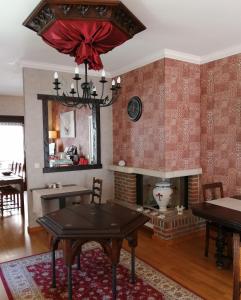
108 165 202 179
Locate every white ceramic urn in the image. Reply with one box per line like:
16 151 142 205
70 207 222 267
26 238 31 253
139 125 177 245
153 180 173 212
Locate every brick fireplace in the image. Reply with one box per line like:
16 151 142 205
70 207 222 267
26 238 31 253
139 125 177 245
110 57 205 239
111 167 205 240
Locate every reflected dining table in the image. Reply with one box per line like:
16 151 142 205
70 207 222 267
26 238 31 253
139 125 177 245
0 173 24 216
192 197 241 268
37 203 149 300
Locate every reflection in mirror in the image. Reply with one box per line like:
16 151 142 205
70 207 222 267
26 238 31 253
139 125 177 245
41 97 101 173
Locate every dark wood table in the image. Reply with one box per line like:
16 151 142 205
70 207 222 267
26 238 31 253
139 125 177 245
37 203 149 300
192 197 241 268
0 174 24 216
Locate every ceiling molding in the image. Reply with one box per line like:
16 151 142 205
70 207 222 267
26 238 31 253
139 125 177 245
19 45 241 79
164 49 201 64
200 44 241 64
19 60 112 78
111 48 201 76
111 50 165 77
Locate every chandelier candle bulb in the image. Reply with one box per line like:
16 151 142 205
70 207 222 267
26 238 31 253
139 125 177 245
112 79 116 86
75 66 79 75
117 76 121 84
101 70 106 79
54 72 58 80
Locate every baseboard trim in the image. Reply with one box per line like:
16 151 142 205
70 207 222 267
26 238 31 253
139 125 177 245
27 226 44 234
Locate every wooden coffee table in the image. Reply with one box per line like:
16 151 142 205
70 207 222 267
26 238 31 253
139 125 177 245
37 203 149 300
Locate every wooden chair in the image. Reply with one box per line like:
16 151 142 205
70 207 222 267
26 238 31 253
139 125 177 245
202 182 227 257
90 177 102 204
233 233 241 300
0 162 24 215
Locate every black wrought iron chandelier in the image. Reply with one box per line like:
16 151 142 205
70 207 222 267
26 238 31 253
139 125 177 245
53 60 121 109
23 0 146 109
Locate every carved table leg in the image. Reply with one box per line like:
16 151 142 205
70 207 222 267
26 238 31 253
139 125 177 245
112 264 117 300
62 239 84 300
131 247 135 284
50 237 59 288
216 225 225 268
127 231 138 284
77 254 81 270
68 264 72 300
110 239 123 300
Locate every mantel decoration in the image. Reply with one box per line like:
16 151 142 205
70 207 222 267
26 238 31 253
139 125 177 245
23 0 146 109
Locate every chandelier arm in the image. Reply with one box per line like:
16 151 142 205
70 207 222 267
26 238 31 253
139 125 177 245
84 60 88 83
100 81 105 99
76 80 80 98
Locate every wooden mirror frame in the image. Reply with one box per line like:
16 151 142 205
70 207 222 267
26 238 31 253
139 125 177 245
39 95 102 173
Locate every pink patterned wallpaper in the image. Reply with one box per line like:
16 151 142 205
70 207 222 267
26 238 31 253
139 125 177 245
113 59 165 170
113 58 201 171
201 54 241 195
164 59 200 171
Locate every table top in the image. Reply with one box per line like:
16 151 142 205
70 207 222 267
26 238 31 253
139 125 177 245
32 185 92 200
32 185 92 216
37 203 150 239
192 197 241 232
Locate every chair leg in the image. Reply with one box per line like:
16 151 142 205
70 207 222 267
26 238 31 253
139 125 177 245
205 221 210 257
0 195 3 217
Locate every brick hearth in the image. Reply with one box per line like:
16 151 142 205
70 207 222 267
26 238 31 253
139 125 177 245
113 171 205 240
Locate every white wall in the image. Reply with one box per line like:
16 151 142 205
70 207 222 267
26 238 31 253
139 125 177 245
23 68 114 227
0 95 24 116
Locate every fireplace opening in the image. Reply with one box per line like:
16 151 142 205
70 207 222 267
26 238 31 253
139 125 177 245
136 175 189 209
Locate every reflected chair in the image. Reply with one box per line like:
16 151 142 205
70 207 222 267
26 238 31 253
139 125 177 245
233 233 241 300
202 182 229 257
90 177 102 204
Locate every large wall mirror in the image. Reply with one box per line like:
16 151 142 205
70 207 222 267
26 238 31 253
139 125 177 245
39 95 102 173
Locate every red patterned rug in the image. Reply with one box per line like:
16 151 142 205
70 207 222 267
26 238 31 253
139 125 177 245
0 243 202 299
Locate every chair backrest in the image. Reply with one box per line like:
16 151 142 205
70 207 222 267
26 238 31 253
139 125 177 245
12 162 19 174
91 177 102 204
202 182 224 201
233 233 241 300
10 161 14 171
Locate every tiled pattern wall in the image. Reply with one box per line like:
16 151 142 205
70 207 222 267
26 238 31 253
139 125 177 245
113 58 201 172
164 59 201 171
113 60 166 170
201 54 241 195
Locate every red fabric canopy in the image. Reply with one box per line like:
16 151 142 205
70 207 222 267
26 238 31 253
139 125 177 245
42 20 129 70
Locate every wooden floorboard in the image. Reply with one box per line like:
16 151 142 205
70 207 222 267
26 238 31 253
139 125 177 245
0 213 233 300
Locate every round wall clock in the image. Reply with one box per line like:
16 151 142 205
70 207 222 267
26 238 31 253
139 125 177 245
127 96 142 121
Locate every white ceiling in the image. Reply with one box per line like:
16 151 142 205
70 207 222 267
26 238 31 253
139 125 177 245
2 0 241 96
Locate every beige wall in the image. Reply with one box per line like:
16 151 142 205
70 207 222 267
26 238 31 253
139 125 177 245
0 95 24 116
23 68 114 227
